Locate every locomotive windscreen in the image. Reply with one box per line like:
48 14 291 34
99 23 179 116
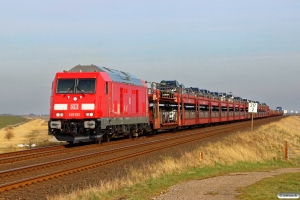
77 79 96 93
56 78 96 94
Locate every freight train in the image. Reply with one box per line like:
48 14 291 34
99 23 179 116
48 65 283 143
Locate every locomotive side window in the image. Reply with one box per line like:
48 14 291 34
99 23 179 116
105 82 108 94
56 79 76 93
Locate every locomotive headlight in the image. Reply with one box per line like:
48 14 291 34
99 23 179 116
85 112 94 117
56 113 64 117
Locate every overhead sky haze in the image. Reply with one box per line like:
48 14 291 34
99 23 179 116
0 0 299 114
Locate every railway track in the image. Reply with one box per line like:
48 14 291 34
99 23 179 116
0 116 283 197
0 119 252 165
0 144 67 159
0 116 282 165
0 139 133 164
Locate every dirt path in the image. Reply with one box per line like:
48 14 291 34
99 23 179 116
154 168 300 200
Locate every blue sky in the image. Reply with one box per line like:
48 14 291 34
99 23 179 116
0 0 299 114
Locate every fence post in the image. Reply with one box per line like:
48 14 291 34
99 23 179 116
199 152 203 161
284 141 288 160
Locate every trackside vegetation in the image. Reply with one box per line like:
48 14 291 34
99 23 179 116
0 116 28 129
48 116 300 200
0 118 53 153
237 172 300 200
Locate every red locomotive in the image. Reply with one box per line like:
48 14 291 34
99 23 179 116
49 65 150 143
48 65 283 143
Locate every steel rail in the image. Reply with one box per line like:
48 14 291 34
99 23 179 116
0 139 132 164
0 145 68 159
0 128 226 192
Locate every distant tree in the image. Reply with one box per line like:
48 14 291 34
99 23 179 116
4 125 14 140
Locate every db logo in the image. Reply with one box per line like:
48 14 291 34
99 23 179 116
70 104 79 110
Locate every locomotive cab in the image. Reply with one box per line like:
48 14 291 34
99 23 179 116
49 68 103 143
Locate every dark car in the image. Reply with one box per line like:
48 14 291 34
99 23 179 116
199 89 211 97
234 96 242 101
211 92 219 98
218 92 226 101
159 80 180 88
190 87 204 96
159 80 185 97
242 98 249 102
226 94 234 102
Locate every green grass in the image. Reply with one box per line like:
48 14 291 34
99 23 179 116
237 172 300 200
77 160 296 200
0 116 28 129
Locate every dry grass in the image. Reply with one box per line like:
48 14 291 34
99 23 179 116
49 116 300 200
3 125 15 140
0 119 57 153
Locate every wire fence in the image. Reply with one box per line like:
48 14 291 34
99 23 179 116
284 142 300 164
288 148 300 164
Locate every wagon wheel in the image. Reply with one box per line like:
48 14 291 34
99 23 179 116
171 127 178 132
104 134 111 142
95 139 101 144
126 133 132 139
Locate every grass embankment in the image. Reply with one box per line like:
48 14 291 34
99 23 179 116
0 118 56 153
0 116 28 129
49 116 300 200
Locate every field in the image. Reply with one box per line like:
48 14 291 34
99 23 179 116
0 116 56 153
0 116 29 129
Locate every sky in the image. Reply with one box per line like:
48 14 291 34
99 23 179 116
0 0 299 114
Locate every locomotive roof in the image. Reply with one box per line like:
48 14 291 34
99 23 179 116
69 65 105 72
69 65 144 86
